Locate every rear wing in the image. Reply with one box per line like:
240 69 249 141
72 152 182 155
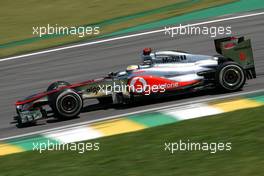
214 36 256 79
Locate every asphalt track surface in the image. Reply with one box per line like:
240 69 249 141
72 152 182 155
0 11 264 138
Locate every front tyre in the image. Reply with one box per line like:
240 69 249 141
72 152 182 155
216 61 246 91
50 89 83 119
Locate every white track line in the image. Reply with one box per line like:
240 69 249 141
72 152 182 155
1 88 263 141
1 11 264 63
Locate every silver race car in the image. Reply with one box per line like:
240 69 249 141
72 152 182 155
15 36 256 126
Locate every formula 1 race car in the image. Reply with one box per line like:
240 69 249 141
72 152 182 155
15 36 256 126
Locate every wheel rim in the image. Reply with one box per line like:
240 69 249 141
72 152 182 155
219 65 244 90
223 68 241 87
60 95 79 113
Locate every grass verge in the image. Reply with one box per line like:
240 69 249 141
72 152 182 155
0 106 263 176
0 0 235 58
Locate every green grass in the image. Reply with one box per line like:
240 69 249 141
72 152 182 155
0 106 264 176
0 0 235 58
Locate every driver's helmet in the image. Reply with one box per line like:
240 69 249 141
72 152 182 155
126 65 139 72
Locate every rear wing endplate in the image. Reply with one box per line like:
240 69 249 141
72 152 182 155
214 36 256 79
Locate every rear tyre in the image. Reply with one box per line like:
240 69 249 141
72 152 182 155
49 89 83 119
216 61 246 91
